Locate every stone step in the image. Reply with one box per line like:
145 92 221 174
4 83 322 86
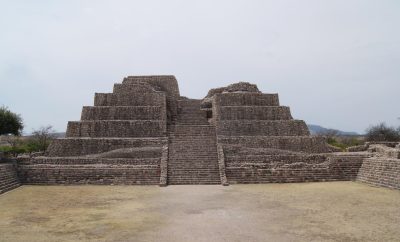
178 111 205 114
168 172 220 176
168 176 219 180
168 178 220 181
169 149 218 153
167 122 219 185
168 175 220 179
176 122 209 125
169 142 216 145
179 111 205 114
169 166 218 169
168 132 216 137
169 158 218 161
168 161 219 164
168 155 218 158
177 117 207 120
168 180 220 185
177 118 208 121
168 156 218 159
168 164 218 167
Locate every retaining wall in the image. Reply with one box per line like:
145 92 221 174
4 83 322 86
357 158 400 189
224 153 367 184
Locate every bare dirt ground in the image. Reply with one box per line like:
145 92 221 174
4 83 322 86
0 182 399 242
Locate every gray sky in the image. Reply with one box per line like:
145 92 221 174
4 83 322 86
1 0 399 134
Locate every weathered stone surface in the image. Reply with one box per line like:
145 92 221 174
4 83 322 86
353 143 400 189
368 144 400 159
357 157 400 189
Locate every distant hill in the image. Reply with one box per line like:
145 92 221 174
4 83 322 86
307 124 359 136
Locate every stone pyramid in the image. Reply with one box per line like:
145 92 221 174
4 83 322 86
18 76 365 185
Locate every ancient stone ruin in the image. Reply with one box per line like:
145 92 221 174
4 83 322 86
10 75 397 188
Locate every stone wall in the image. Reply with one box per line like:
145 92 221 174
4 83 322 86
218 136 334 153
81 106 165 120
355 144 400 189
216 120 310 136
224 153 367 184
216 93 280 106
47 137 166 157
0 162 20 194
219 106 293 120
357 158 400 189
19 164 160 185
94 92 166 106
66 120 166 137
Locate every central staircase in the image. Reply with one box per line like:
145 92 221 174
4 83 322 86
167 100 220 185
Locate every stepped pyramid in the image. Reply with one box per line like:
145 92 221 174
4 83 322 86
18 76 365 185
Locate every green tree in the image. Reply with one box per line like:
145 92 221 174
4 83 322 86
0 106 24 136
365 122 400 142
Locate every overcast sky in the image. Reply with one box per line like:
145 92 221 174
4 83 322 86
1 0 399 134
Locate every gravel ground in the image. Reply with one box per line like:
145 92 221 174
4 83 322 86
0 182 399 242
